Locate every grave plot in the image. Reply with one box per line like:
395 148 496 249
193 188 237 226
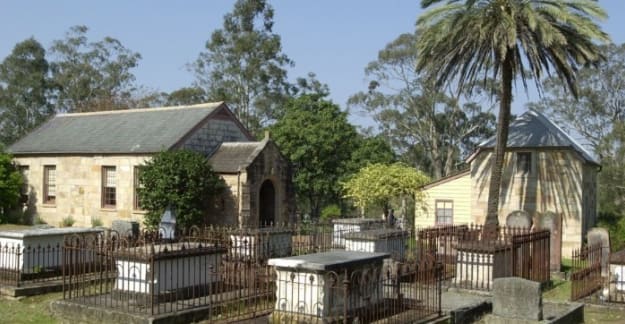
0 227 102 289
331 218 385 248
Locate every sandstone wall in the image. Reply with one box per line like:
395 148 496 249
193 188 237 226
15 155 151 227
470 150 591 256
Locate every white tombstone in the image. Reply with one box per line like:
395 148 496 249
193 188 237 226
268 251 388 319
159 206 176 240
331 218 385 248
0 227 102 276
114 242 226 295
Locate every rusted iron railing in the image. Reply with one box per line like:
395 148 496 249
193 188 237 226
62 223 444 323
570 243 603 301
0 242 63 286
416 224 550 291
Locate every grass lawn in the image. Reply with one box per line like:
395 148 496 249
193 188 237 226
0 292 61 324
0 224 33 231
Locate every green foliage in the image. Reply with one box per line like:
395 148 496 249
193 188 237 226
529 44 625 216
416 0 609 224
342 163 430 212
50 25 141 113
138 150 225 229
348 135 396 174
61 216 75 227
598 212 625 252
166 87 207 106
90 217 103 228
270 94 358 218
348 31 495 179
0 38 54 145
320 204 341 221
0 151 23 223
193 0 293 134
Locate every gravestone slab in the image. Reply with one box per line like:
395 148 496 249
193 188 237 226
539 212 562 272
112 220 139 239
492 277 542 321
506 210 532 229
587 227 610 277
159 206 176 239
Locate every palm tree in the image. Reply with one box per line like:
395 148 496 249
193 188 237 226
416 0 609 228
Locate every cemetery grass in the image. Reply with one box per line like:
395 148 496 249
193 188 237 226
0 292 60 324
0 224 32 230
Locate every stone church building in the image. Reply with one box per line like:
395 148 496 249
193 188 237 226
8 102 295 228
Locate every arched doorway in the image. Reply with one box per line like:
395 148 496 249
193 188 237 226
259 180 276 226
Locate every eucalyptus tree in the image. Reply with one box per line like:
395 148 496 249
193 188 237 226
193 0 293 134
0 38 53 145
416 0 609 226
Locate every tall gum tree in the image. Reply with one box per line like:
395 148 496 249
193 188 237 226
416 0 609 227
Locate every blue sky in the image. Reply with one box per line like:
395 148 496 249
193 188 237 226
1 1 624 127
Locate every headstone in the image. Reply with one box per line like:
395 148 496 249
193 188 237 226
112 220 139 239
492 277 542 321
539 212 562 272
506 210 532 228
587 227 610 277
159 206 176 240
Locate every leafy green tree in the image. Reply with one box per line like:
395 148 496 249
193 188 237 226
0 38 53 145
416 0 609 226
193 0 293 134
138 150 225 229
348 134 396 174
528 43 625 218
0 151 23 223
166 87 208 106
270 94 358 219
50 25 142 113
342 163 430 218
349 32 495 179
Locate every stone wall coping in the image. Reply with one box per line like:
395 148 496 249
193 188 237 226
268 251 389 271
115 242 227 261
0 227 103 239
332 218 386 225
344 229 409 240
231 227 294 235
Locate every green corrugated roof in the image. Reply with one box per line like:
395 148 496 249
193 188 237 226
8 102 224 154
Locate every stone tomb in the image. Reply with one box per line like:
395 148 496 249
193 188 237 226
492 277 542 321
268 251 388 319
230 227 293 260
455 242 513 289
332 218 385 248
344 229 408 261
0 227 102 279
610 249 625 291
114 242 226 298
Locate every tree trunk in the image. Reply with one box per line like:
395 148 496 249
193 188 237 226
485 53 514 227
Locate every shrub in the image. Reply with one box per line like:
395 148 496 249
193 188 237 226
61 216 75 227
91 217 103 228
138 150 225 229
0 151 23 224
320 204 341 221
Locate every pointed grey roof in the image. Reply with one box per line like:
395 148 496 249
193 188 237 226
208 140 268 173
8 102 226 155
471 110 599 165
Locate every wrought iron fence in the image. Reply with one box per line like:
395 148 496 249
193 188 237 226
0 242 63 286
416 224 550 291
62 224 443 323
570 243 603 301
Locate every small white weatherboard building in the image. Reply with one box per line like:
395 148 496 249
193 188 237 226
268 251 388 320
114 242 226 298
